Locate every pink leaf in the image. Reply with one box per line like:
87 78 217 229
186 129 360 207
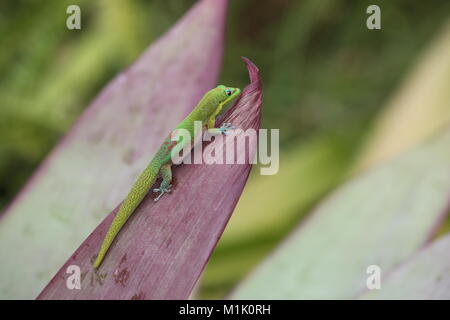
37 57 262 300
0 0 228 299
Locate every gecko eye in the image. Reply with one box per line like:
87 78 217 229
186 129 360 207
225 89 232 96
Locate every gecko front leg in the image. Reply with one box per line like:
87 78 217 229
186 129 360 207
153 163 172 202
207 117 235 136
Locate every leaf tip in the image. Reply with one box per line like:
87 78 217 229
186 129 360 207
241 56 260 84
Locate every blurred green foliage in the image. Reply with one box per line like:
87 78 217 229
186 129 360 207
1 0 450 299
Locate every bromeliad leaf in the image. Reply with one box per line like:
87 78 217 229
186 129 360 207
37 57 262 300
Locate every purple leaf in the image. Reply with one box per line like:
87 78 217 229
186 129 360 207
37 57 262 300
0 0 228 299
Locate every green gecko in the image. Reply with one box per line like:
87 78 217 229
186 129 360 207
93 85 241 269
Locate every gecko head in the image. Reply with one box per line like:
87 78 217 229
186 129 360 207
199 85 241 117
216 85 241 105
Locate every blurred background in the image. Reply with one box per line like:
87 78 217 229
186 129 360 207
1 0 450 299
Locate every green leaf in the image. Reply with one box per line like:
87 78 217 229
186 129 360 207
360 233 450 299
231 127 450 299
354 20 450 172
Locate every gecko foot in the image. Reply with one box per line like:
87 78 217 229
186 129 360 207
219 122 236 135
153 184 172 202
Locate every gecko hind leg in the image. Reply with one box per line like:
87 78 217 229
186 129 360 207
153 163 172 202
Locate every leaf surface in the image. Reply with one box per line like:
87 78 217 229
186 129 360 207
360 233 450 299
231 127 450 299
37 57 262 299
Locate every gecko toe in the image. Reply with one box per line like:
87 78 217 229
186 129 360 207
153 185 172 202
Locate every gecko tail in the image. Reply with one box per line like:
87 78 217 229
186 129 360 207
93 159 161 269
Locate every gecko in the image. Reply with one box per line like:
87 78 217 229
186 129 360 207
93 85 241 269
